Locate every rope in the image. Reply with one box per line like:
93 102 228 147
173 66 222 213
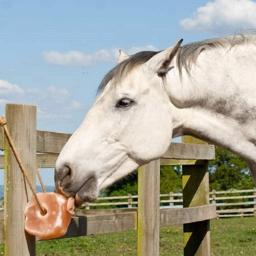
0 116 46 215
36 169 46 193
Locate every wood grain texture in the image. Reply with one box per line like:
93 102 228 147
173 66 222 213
0 153 211 169
0 205 217 243
4 104 36 256
160 205 216 226
0 152 212 169
0 130 70 153
163 143 215 160
36 131 70 153
182 136 211 256
160 159 206 166
0 154 58 169
1 135 215 158
137 160 160 256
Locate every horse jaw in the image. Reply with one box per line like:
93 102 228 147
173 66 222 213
98 157 139 190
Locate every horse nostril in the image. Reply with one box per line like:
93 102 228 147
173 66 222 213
54 164 73 196
55 164 72 183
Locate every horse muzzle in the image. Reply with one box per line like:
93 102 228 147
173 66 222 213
54 165 98 206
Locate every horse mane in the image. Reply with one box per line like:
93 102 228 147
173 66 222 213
177 34 256 74
97 51 159 93
98 34 256 93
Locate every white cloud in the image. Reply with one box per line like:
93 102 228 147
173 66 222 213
43 45 158 66
180 0 256 32
0 79 24 95
43 50 113 66
47 86 69 97
0 80 84 122
125 45 158 55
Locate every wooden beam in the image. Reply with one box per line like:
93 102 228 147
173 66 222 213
182 137 211 256
0 211 3 247
160 205 216 226
60 211 137 239
0 155 211 170
163 143 215 160
1 134 215 159
36 131 70 154
36 153 58 168
0 130 70 153
4 104 36 256
160 159 206 166
0 128 3 151
58 205 216 238
137 160 160 256
0 154 58 169
0 144 214 171
0 206 216 243
65 206 216 238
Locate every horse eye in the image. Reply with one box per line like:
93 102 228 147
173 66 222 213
115 98 135 109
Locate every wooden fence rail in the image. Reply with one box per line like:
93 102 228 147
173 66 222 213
2 188 253 218
0 104 216 256
78 188 256 218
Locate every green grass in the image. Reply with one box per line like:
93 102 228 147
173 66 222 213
2 217 256 255
211 217 256 256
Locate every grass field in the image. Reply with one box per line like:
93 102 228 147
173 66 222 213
2 217 256 255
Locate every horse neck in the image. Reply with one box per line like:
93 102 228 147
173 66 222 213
165 51 256 164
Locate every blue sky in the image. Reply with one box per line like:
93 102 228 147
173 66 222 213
1 0 256 185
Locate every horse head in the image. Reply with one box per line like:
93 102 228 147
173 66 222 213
55 40 183 204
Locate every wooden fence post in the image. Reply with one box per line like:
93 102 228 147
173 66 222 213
211 190 216 205
211 190 218 219
4 104 37 256
254 188 256 216
128 194 133 208
85 203 90 210
182 136 210 256
137 160 160 256
169 192 174 207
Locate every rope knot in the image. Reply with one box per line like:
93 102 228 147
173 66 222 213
0 117 7 126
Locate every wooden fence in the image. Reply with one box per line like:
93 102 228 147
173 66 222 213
0 104 217 256
211 189 256 217
81 189 256 218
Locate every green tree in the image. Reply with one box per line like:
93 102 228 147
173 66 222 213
104 165 182 196
104 171 138 196
209 147 254 190
160 165 182 193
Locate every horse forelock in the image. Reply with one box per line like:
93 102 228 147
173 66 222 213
97 51 159 94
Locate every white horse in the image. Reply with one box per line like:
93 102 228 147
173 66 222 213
55 34 256 204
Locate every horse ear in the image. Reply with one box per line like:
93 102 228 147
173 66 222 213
146 39 183 77
117 49 129 63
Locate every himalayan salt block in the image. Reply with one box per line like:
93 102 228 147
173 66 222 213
24 192 75 240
